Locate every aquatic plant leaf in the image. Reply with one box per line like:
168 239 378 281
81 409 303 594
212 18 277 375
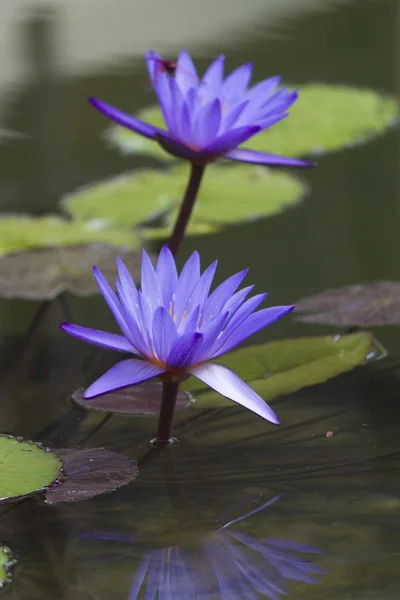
0 215 139 258
45 448 138 503
105 87 398 160
0 244 145 300
63 164 305 234
0 545 14 590
243 85 399 157
295 282 400 326
72 381 193 415
0 435 62 502
182 332 374 408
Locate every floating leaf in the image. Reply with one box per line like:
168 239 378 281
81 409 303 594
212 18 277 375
295 282 400 326
63 164 305 234
107 86 398 160
45 448 138 503
0 545 15 590
243 85 399 157
72 381 193 415
182 333 374 408
0 215 139 258
0 244 147 300
0 435 62 502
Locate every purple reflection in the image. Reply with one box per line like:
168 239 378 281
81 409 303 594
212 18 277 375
126 496 325 599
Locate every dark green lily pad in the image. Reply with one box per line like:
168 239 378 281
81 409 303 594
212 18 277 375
0 435 62 502
45 448 138 503
63 164 306 235
295 282 400 326
105 86 398 161
72 381 193 415
182 332 374 408
0 545 15 590
0 215 139 258
0 244 146 300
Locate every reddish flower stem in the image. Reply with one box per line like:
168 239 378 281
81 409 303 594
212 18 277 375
154 380 180 445
167 163 206 256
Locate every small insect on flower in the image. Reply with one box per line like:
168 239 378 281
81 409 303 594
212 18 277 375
147 53 201 87
60 246 294 424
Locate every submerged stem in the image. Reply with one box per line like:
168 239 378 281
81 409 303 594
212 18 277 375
154 380 180 445
167 163 206 256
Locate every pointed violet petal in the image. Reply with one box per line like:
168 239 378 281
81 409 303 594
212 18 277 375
140 249 162 312
152 306 178 363
166 332 203 369
201 54 225 95
176 49 199 94
192 98 222 148
154 131 206 161
177 304 201 336
93 266 137 346
189 363 280 423
210 293 268 355
202 269 248 323
187 260 218 312
115 285 150 357
223 63 253 103
89 98 161 139
84 359 165 398
173 251 201 322
116 257 139 319
215 305 295 357
205 125 260 155
224 148 316 168
145 49 163 82
245 75 282 104
195 312 229 362
156 245 179 307
60 323 137 354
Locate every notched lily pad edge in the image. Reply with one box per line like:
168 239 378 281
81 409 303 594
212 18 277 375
0 434 63 504
0 545 17 589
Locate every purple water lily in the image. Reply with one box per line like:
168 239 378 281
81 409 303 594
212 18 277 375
90 49 312 169
60 245 293 429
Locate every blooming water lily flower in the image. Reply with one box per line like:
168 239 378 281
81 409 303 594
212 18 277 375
90 49 313 168
61 245 293 425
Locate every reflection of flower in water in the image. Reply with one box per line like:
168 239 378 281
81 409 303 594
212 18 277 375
126 496 325 599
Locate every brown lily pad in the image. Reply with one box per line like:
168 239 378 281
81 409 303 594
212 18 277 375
72 380 193 415
0 244 147 300
45 448 138 503
296 282 400 326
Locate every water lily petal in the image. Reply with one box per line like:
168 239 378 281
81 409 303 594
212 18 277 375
59 323 137 353
84 359 165 398
206 125 260 155
167 332 203 369
224 148 315 168
152 306 178 363
89 98 160 139
189 363 280 423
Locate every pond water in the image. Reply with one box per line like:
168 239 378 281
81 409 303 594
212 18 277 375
1 0 400 598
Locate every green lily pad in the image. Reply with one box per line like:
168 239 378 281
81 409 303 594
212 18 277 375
106 86 398 160
243 85 399 157
0 215 139 258
63 164 306 234
182 332 374 408
0 545 15 590
0 435 62 502
0 244 147 300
